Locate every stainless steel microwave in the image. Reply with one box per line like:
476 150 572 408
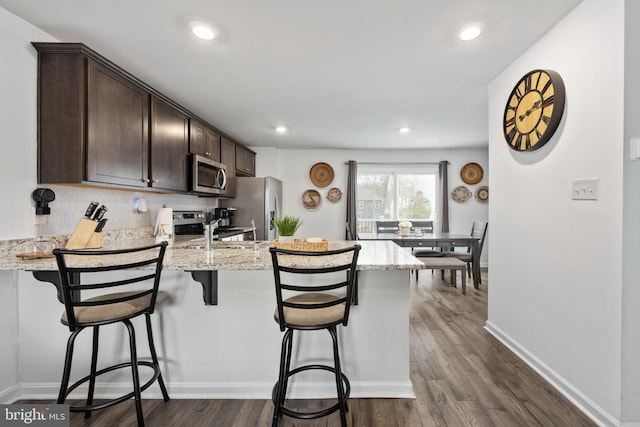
189 154 228 195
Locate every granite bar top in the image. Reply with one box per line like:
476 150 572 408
0 229 425 272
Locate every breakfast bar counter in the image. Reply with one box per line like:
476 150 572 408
0 236 423 272
0 233 422 402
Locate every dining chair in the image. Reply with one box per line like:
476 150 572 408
410 220 442 279
375 220 399 233
442 221 488 284
409 220 434 234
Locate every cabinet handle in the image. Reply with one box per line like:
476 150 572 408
205 152 211 156
140 178 150 183
153 179 159 183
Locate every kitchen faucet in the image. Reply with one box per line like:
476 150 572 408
204 218 222 251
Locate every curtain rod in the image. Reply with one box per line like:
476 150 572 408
344 161 444 165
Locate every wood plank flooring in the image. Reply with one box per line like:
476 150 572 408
21 271 596 426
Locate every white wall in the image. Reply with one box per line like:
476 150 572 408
0 6 53 403
252 147 489 264
487 0 626 425
0 7 55 239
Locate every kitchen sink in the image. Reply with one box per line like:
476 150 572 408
174 239 271 250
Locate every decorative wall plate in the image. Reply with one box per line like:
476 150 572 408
310 162 334 187
452 186 472 203
475 186 489 203
302 189 321 209
327 187 342 203
460 162 483 185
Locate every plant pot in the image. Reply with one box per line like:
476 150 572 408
278 236 294 242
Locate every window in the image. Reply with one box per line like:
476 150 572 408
356 164 438 234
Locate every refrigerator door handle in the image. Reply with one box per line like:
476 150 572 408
272 191 281 231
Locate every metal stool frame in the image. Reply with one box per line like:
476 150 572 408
52 242 170 427
269 244 361 427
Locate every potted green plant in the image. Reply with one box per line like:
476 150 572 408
273 215 303 241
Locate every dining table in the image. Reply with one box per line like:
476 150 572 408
357 231 481 289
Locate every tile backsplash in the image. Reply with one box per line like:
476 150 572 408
36 185 217 236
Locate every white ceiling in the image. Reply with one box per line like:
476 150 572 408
1 0 582 150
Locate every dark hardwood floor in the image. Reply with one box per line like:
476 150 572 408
23 270 596 426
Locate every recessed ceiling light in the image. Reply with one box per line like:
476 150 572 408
189 21 217 41
275 126 288 134
399 127 410 134
458 23 483 41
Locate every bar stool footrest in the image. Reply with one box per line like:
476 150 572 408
62 361 162 412
272 364 350 420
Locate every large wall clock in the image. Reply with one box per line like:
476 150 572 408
503 69 566 151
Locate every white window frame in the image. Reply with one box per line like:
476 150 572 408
356 163 439 231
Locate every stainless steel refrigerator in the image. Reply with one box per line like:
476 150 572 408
224 176 282 240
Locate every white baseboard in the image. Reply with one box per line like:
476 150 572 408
0 384 20 404
484 321 622 427
14 380 415 401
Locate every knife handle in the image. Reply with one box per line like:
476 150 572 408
95 218 108 232
93 205 108 221
85 201 99 218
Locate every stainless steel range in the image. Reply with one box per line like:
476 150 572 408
173 210 206 235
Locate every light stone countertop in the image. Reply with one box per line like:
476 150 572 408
0 229 425 272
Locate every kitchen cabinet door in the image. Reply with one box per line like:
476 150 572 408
151 96 189 191
235 145 256 177
189 119 221 162
87 61 150 187
221 137 236 197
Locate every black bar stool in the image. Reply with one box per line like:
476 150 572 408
52 242 170 427
269 244 361 427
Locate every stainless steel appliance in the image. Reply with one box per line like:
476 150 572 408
214 207 236 228
189 154 227 195
173 210 206 235
223 176 282 241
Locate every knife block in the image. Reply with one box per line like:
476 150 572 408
66 218 103 249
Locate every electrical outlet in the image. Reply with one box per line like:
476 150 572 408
33 208 47 225
572 178 599 200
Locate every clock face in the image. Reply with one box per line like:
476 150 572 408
503 69 565 151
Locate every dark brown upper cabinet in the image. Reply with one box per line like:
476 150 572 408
35 43 151 188
33 42 254 195
151 96 189 192
86 61 150 187
189 119 221 162
221 137 237 197
235 144 256 177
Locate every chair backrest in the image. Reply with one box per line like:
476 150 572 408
410 220 434 233
269 244 361 331
52 242 168 331
468 221 488 255
375 220 399 233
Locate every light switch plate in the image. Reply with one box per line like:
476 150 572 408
572 178 599 200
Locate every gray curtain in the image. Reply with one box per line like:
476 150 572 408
439 160 450 233
346 160 357 239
